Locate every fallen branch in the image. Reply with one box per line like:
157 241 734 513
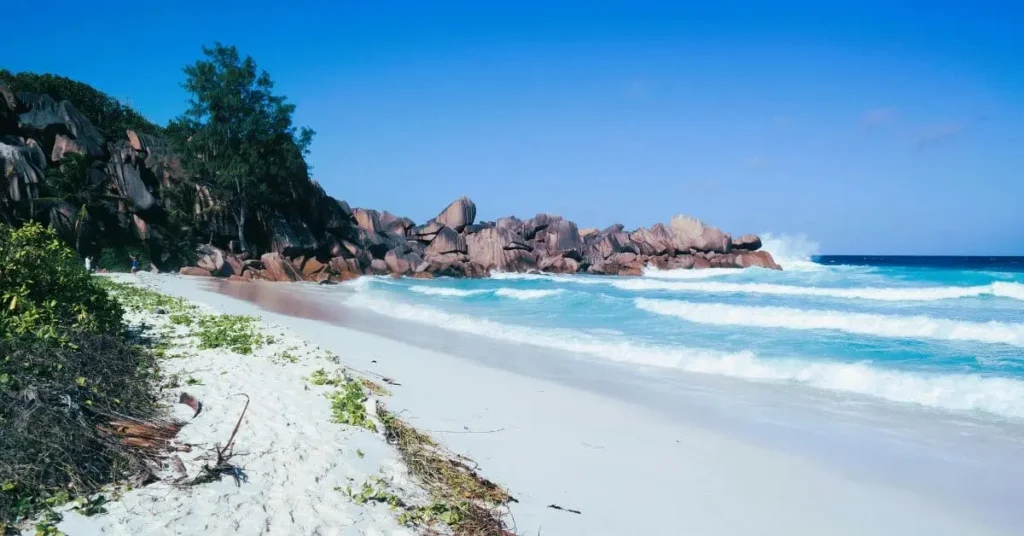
182 393 250 487
547 504 582 515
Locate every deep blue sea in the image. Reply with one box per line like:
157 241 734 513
338 237 1024 421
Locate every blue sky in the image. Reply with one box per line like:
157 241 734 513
3 1 1022 254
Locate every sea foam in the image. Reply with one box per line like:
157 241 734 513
614 280 1024 302
494 288 565 300
635 298 1024 346
408 286 564 300
409 287 489 297
344 292 1024 418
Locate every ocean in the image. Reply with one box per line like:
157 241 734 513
336 236 1024 421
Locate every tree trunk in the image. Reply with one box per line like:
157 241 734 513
235 210 249 253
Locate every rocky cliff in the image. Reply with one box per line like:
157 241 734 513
184 195 780 282
0 78 778 281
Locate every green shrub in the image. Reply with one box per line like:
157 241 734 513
0 223 122 340
0 224 162 530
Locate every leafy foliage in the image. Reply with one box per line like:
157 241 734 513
167 43 315 252
96 243 150 273
94 278 194 315
327 382 375 431
194 314 267 354
0 234 163 529
0 223 122 340
0 69 163 141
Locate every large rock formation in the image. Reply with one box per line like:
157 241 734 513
434 196 476 232
174 194 779 282
0 78 779 282
466 227 537 273
668 215 731 254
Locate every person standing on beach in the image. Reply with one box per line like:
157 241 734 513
130 255 139 274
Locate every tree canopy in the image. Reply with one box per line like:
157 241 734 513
167 43 315 252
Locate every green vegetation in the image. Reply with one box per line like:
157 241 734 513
346 479 404 508
94 278 194 315
0 223 122 340
96 244 151 273
376 407 511 534
0 69 164 141
0 224 162 532
340 476 492 533
308 368 345 387
38 154 114 253
167 42 315 252
327 382 375 431
194 314 268 354
270 349 299 364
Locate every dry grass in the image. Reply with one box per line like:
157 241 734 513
376 403 514 535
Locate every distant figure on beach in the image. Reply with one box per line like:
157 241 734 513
84 256 92 273
130 255 139 274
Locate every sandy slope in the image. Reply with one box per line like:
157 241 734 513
57 275 423 536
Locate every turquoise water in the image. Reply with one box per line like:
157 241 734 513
338 241 1024 421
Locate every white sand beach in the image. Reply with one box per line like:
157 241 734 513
60 274 1022 536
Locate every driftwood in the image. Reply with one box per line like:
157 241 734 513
547 504 582 515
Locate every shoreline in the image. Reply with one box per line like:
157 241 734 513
123 273 1021 536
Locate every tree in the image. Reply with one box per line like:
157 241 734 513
38 153 114 252
167 43 315 253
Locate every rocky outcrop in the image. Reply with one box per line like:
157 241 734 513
1 139 45 203
408 220 444 242
668 215 731 254
353 208 382 234
260 252 302 282
0 80 16 127
126 130 169 156
106 142 157 213
466 227 536 273
435 196 476 232
426 226 467 255
174 193 779 281
629 224 674 256
380 211 414 235
733 234 762 251
384 247 423 275
268 216 317 257
16 93 106 159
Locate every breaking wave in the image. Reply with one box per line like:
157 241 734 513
635 298 1024 346
345 292 1024 418
493 288 565 300
759 232 821 271
409 287 488 297
408 285 564 300
614 280 1024 302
